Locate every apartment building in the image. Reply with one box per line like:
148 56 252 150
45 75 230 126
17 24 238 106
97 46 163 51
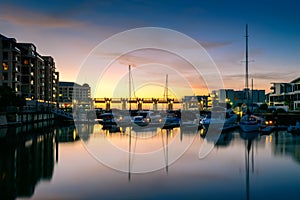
58 82 92 110
211 88 265 107
0 35 22 95
268 77 300 110
0 34 59 106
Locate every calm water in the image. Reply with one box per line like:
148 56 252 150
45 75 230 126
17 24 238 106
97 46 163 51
1 122 300 200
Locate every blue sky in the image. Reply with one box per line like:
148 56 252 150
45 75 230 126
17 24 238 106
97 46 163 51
1 0 299 96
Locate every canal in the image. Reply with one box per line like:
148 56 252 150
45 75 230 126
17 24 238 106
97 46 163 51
1 122 300 199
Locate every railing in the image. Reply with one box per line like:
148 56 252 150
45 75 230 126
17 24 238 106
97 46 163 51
51 108 73 120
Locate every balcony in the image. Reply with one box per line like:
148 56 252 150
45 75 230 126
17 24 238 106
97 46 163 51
13 46 21 52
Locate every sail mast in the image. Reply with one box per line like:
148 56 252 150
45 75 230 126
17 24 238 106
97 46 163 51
129 65 131 111
165 74 168 100
245 24 250 104
245 24 249 90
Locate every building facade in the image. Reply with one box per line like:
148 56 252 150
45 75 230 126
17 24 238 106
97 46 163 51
182 95 210 110
0 34 59 107
0 35 22 95
211 88 265 107
268 77 300 111
58 82 92 110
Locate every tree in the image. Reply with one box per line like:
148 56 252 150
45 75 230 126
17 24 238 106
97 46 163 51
0 86 25 111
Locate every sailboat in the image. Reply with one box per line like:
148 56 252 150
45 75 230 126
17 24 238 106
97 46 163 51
161 74 181 129
239 25 263 132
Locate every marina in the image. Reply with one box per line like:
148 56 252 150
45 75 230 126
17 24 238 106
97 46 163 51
1 1 300 199
1 123 300 199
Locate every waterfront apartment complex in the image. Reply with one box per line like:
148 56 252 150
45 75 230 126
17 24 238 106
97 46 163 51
58 82 92 110
267 77 300 111
0 34 59 105
211 89 265 107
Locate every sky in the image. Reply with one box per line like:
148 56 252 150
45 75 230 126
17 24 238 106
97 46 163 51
1 0 299 98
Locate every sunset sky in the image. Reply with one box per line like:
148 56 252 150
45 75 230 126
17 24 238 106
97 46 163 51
1 0 299 98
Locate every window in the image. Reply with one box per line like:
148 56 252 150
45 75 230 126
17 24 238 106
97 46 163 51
24 59 29 65
2 72 8 81
2 41 10 49
2 52 8 60
2 62 8 70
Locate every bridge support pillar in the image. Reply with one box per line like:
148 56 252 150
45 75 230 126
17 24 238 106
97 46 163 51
152 98 158 110
137 98 143 110
168 98 174 111
105 98 111 111
121 98 127 110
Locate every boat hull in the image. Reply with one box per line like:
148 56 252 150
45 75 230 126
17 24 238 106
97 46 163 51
239 123 261 132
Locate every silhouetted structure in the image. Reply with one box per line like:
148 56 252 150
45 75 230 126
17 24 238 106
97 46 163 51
0 34 59 107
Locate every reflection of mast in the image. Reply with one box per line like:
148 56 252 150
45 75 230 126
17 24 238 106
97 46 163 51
166 129 169 173
245 139 254 200
128 127 132 181
162 129 170 173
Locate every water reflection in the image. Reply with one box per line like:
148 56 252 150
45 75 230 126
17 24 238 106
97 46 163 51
200 128 234 148
239 131 259 200
2 123 300 199
0 122 81 199
272 131 300 164
0 124 55 199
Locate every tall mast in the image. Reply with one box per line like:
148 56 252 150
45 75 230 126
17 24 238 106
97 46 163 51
165 74 168 100
244 24 251 105
129 65 131 111
245 24 249 90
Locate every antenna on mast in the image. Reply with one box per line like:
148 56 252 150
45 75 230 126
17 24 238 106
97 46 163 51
245 24 249 90
165 74 168 100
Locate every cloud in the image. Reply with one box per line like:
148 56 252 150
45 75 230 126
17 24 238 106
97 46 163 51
0 4 84 28
199 41 232 49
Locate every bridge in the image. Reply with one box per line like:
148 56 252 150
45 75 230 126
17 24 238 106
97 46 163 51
93 96 207 111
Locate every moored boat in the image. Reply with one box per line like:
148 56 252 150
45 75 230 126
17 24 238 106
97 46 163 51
200 108 238 132
239 114 263 132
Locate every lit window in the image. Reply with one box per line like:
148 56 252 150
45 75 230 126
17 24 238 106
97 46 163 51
24 60 29 65
2 62 8 70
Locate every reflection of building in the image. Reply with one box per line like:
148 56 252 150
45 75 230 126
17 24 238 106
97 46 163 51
267 77 300 110
272 132 300 164
0 34 59 106
0 127 55 199
58 81 92 110
211 89 265 107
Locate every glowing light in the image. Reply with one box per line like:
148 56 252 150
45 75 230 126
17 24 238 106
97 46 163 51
73 129 77 141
